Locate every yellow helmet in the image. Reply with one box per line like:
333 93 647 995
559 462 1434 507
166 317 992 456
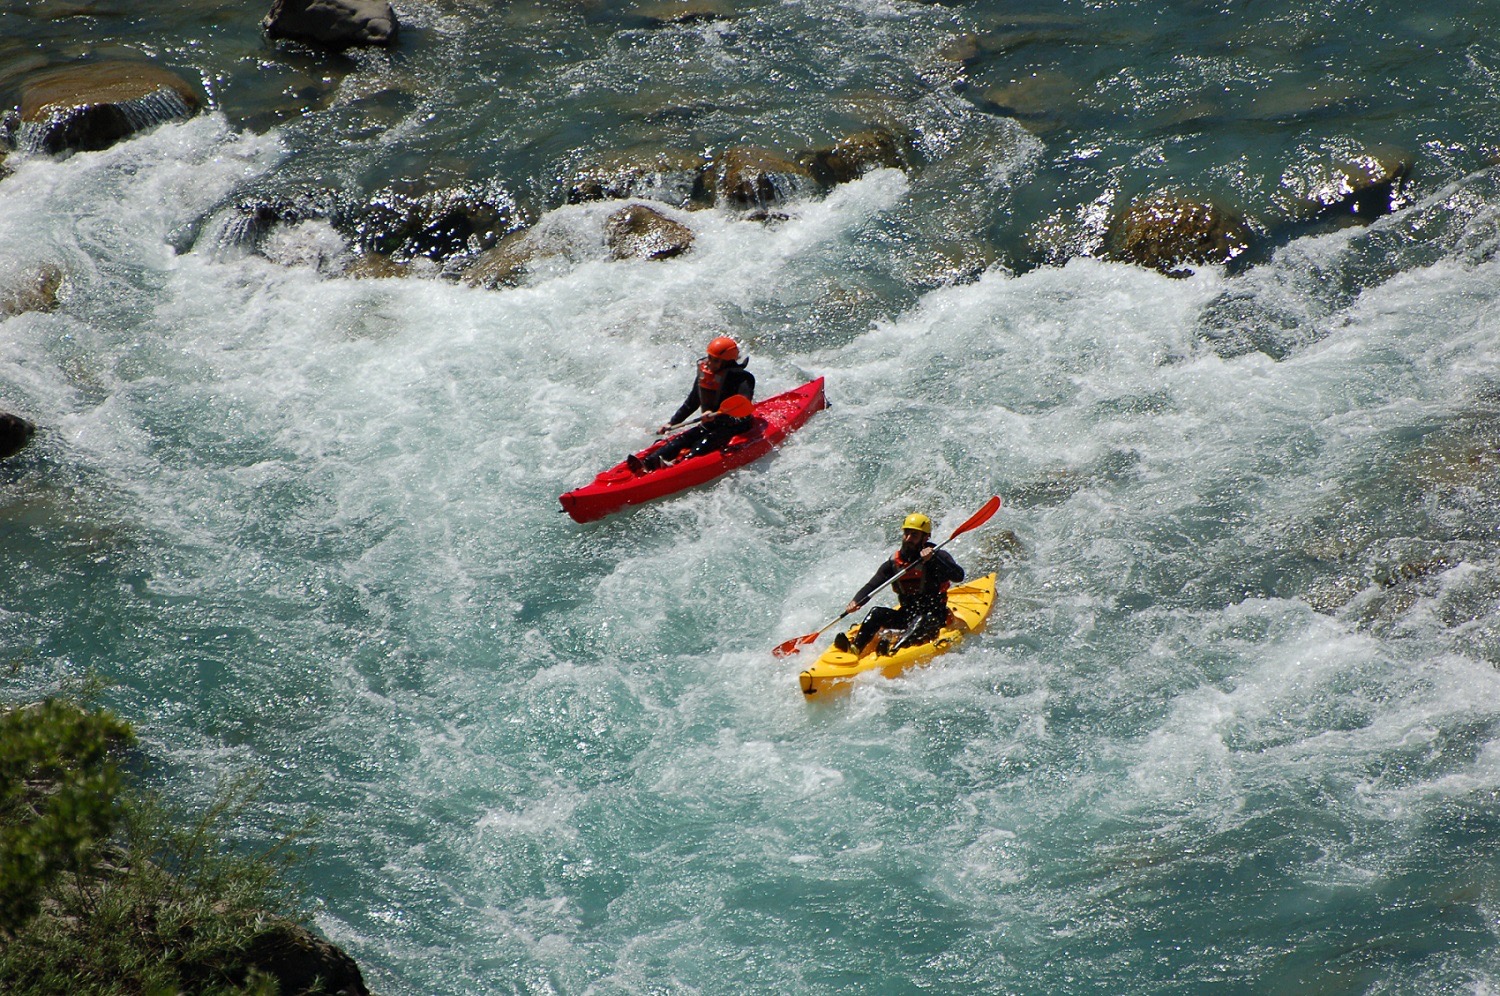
901 512 932 534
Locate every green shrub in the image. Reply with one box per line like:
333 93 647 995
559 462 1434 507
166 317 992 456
0 699 133 934
0 699 329 996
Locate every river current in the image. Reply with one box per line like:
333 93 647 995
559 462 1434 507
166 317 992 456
5 0 1500 993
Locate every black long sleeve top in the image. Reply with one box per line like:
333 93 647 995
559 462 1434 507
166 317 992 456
669 365 755 426
852 544 964 606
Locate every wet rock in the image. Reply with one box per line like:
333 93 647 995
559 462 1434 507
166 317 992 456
1106 192 1251 275
0 413 37 460
18 61 200 156
236 921 369 996
743 209 791 225
350 183 520 263
566 148 710 208
714 146 819 209
258 218 351 271
0 264 64 316
344 253 411 279
635 0 733 26
975 528 1027 566
1294 151 1412 223
604 203 694 260
462 230 542 289
1376 557 1456 590
262 0 398 49
807 127 908 185
208 182 517 268
937 33 982 64
208 188 351 255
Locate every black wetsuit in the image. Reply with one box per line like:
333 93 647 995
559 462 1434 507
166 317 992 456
655 361 756 462
850 542 965 653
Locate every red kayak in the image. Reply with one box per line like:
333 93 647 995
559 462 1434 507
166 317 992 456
559 376 826 523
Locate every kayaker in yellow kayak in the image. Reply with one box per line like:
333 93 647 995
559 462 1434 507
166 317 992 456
835 512 966 656
628 335 756 474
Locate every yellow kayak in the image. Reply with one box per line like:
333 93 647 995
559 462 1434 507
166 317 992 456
798 573 997 697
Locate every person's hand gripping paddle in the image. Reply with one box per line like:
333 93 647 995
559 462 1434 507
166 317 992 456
654 393 753 435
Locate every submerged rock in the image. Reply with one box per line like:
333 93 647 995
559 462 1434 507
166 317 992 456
0 264 64 316
806 127 908 185
1294 151 1412 223
464 202 692 287
974 71 1080 133
18 62 200 156
936 33 982 65
1106 192 1251 275
604 203 694 260
206 188 351 256
0 412 37 460
262 0 398 49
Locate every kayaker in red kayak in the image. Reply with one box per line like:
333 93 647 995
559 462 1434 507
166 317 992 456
835 512 966 656
628 335 756 474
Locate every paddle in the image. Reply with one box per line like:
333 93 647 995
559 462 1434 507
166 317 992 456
655 394 754 435
771 495 1003 658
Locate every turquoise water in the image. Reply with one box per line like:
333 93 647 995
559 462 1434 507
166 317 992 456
6 1 1500 993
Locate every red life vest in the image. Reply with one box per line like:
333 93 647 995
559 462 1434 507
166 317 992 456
697 357 725 411
892 546 950 600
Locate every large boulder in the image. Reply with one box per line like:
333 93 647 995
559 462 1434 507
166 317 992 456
19 62 200 156
351 183 519 262
604 203 694 260
1106 192 1251 275
0 413 36 460
205 182 517 268
263 0 398 49
714 147 819 209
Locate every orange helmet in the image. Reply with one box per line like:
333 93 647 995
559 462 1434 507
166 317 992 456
706 336 740 361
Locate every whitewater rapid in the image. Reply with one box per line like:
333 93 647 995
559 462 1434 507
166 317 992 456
6 101 1500 993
